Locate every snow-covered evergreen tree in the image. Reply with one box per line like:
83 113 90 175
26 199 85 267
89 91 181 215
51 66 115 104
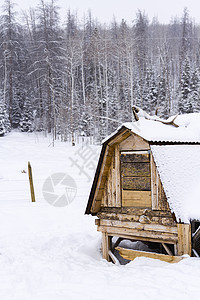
157 72 169 118
178 58 193 113
190 69 200 112
20 99 34 132
0 0 27 128
1 4 200 140
0 95 11 134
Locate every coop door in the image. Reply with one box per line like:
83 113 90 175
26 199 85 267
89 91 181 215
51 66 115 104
120 151 151 207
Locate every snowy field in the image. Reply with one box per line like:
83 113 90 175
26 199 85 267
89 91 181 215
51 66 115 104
0 132 200 300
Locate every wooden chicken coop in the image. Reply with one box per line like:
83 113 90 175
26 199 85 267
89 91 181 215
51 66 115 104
85 108 200 263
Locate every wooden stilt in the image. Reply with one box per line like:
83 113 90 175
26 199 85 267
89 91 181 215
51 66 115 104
102 233 111 261
177 223 191 256
174 243 178 256
162 243 173 256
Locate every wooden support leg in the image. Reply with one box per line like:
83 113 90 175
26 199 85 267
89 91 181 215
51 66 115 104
174 243 178 256
102 233 111 261
112 237 123 251
162 243 173 256
177 224 191 256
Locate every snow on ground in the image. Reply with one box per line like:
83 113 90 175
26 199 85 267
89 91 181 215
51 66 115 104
0 132 200 300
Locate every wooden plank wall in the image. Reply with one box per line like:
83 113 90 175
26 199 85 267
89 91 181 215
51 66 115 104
115 144 121 207
91 144 114 212
151 154 169 211
101 147 170 211
121 152 151 207
97 221 178 244
122 191 151 207
98 207 176 226
94 134 170 213
102 144 121 208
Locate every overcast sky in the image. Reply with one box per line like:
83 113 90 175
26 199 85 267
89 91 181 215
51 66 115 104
12 0 200 25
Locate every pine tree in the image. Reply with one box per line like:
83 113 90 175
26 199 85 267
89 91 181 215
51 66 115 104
0 0 27 128
0 94 11 134
20 99 34 132
190 69 200 112
133 10 149 109
178 58 193 113
27 0 64 135
157 72 169 118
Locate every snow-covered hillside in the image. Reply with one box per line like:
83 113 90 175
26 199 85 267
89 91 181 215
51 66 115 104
0 132 200 300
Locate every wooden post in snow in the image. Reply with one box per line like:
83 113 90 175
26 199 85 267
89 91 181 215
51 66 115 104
102 233 111 261
28 161 35 202
177 223 191 256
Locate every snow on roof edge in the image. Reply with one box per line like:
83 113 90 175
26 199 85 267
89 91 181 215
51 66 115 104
151 145 200 223
102 113 200 144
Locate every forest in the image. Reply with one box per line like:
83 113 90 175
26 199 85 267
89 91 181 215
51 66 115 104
0 0 200 143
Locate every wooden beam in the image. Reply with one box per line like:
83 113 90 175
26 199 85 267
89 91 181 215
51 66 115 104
150 154 169 211
102 233 111 261
162 243 173 256
97 225 178 243
116 247 184 263
111 166 116 207
108 131 131 146
91 145 114 212
151 154 158 210
99 219 178 234
97 210 175 223
102 181 107 207
100 207 174 217
115 144 121 207
177 223 192 256
107 165 112 207
108 250 120 265
99 231 176 244
192 249 199 257
174 243 178 256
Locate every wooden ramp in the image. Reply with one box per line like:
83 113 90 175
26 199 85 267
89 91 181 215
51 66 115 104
116 247 185 263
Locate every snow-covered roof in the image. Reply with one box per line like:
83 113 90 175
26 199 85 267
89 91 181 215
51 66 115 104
103 113 200 143
151 145 200 223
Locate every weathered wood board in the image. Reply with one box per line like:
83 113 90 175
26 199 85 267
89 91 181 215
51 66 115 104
115 144 121 207
151 153 169 211
116 247 184 263
120 151 151 208
99 219 178 234
119 134 150 151
98 207 176 226
122 190 151 207
122 176 151 190
177 223 191 256
97 225 178 243
120 153 150 163
121 162 150 177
